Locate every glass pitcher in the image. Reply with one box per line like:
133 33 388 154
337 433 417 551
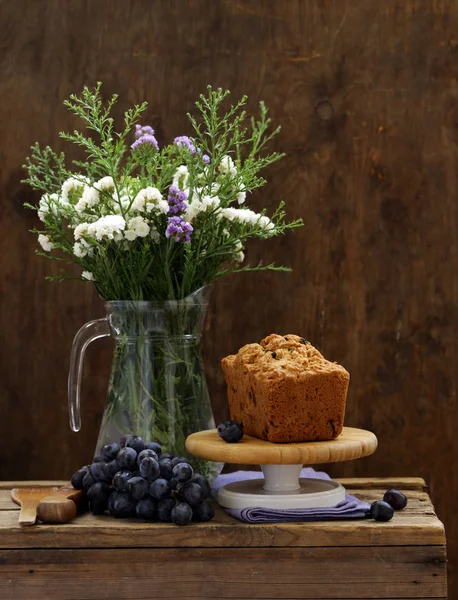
68 286 218 478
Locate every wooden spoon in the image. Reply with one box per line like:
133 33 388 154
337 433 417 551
36 484 84 523
11 487 59 525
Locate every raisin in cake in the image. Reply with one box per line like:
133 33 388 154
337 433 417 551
221 334 350 443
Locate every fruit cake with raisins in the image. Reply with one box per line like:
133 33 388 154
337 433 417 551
221 334 350 443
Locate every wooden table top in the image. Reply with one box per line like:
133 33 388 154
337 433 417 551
0 477 445 549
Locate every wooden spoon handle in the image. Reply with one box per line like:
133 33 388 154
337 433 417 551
37 485 84 524
17 499 40 525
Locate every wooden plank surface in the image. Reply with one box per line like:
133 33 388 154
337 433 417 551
0 482 446 549
0 0 456 595
0 546 446 600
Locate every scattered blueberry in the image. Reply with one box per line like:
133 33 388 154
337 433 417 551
112 470 131 492
193 501 215 522
125 435 145 454
272 352 277 358
217 420 244 443
173 462 194 484
138 449 159 465
157 498 176 522
145 441 162 456
159 458 174 480
370 500 394 522
383 489 407 510
136 497 158 520
149 478 170 500
191 474 211 499
127 476 149 500
171 502 193 526
180 482 203 507
71 466 89 490
117 447 137 470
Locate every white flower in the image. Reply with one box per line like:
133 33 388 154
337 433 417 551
76 185 100 213
218 155 237 177
258 214 275 233
235 251 245 263
132 187 168 214
61 177 86 204
38 193 59 221
201 195 220 210
73 242 88 258
81 271 94 281
184 199 203 223
124 216 150 241
236 191 246 205
87 215 126 241
94 176 115 191
38 234 54 251
74 222 90 241
172 165 189 190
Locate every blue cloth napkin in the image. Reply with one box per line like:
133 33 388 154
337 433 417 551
211 467 370 523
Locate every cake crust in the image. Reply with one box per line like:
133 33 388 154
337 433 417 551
221 334 350 443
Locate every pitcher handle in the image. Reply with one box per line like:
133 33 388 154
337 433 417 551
68 318 111 432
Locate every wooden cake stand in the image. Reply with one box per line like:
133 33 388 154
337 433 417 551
186 427 378 510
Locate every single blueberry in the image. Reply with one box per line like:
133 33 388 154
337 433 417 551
180 482 203 507
136 497 158 520
82 471 95 493
125 435 145 454
139 457 160 481
192 501 215 522
383 489 407 510
112 470 132 492
137 449 159 465
157 498 176 522
172 462 194 484
217 420 244 443
127 476 149 500
145 441 162 456
119 434 133 449
149 478 170 500
101 442 120 462
191 474 211 499
103 460 120 482
370 500 394 522
171 502 193 526
117 447 137 471
71 466 89 490
90 462 109 483
159 458 174 480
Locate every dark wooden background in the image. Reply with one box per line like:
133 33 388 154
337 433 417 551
1 0 456 593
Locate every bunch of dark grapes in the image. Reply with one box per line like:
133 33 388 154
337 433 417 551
71 435 214 526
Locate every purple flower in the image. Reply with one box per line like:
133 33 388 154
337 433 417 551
167 186 187 215
166 216 193 243
131 133 159 151
174 135 196 154
135 124 155 139
202 154 210 164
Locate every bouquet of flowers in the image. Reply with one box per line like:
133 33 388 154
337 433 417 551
22 84 303 475
23 83 302 300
